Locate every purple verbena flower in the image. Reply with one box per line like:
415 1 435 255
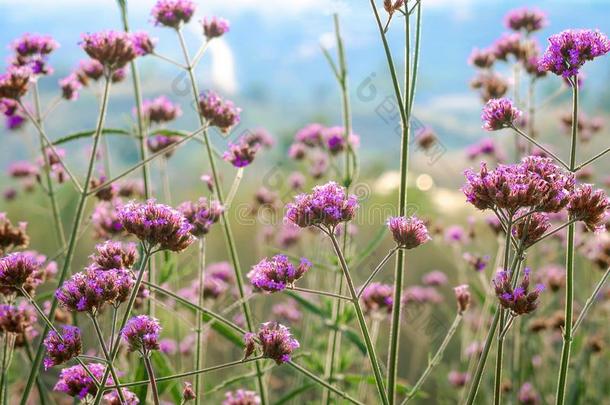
0 303 36 335
322 126 360 155
285 181 358 229
223 138 260 168
568 184 609 232
243 322 299 364
91 200 125 239
0 66 32 100
492 33 525 61
403 286 443 305
272 300 302 323
518 382 540 404
469 47 496 68
89 240 138 271
151 0 196 28
117 199 195 252
505 8 547 33
360 282 393 315
494 268 544 315
0 251 39 289
538 29 610 78
247 255 311 293
131 31 156 56
147 134 182 158
43 325 82 369
454 284 471 314
10 33 58 75
243 128 274 149
53 363 111 399
80 31 138 70
139 95 182 124
513 212 551 247
121 315 162 354
223 389 261 405
295 123 325 147
104 388 140 405
482 98 522 131
198 90 241 133
203 17 230 39
178 198 224 237
387 216 431 249
59 73 82 101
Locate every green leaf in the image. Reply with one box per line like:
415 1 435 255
200 312 245 348
285 291 329 317
52 128 131 146
342 328 367 355
158 252 176 285
151 352 182 404
132 360 148 403
274 383 316 404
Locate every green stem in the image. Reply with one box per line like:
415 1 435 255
402 313 462 404
22 340 48 405
357 247 399 298
288 286 351 301
510 125 569 170
20 76 113 405
573 266 610 334
195 238 206 405
92 246 153 405
555 78 578 405
143 355 161 405
174 28 267 404
90 316 126 403
288 362 364 405
328 231 389 405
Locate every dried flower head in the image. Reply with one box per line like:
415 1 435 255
247 255 311 293
387 215 431 249
463 252 489 273
151 0 196 28
89 240 138 271
0 303 36 335
285 181 358 229
223 389 261 405
244 322 299 364
494 268 544 315
0 213 29 254
182 382 196 402
178 198 224 237
147 134 181 158
121 315 162 354
568 184 609 232
43 325 82 369
53 363 111 399
117 199 195 251
383 0 404 15
360 282 393 315
514 212 551 247
454 284 471 314
243 128 275 149
469 48 496 69
482 98 522 131
505 8 547 33
198 90 241 133
203 17 230 39
80 31 137 70
538 29 610 78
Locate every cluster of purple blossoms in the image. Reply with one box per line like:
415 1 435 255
147 134 182 158
151 0 196 28
0 213 29 254
1 98 26 131
75 58 125 85
53 363 111 399
91 200 125 239
492 33 526 61
285 181 358 229
469 48 496 69
454 285 472 314
470 72 509 102
139 95 182 124
121 315 162 354
323 126 360 155
58 73 82 101
10 33 59 76
0 303 36 336
463 156 575 213
403 286 443 305
243 128 275 150
494 268 544 315
80 31 138 71
131 31 156 56
567 184 609 232
178 198 224 237
289 124 359 163
0 66 32 100
481 98 522 131
505 8 547 34
387 216 431 249
513 212 550 247
538 29 610 78
466 138 504 162
90 174 118 202
0 251 40 289
43 325 82 369
198 90 241 133
117 199 195 252
422 270 448 286
55 268 134 313
463 252 489 272
244 322 300 365
223 389 261 405
105 388 141 405
360 282 393 315
223 137 260 168
247 255 311 293
203 17 230 39
88 240 138 271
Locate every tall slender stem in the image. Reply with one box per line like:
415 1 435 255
143 356 161 405
20 76 113 405
288 362 364 405
402 313 462 404
556 79 579 405
328 231 389 405
174 28 267 404
357 247 399 297
573 266 610 333
494 220 512 405
90 316 126 403
195 238 206 405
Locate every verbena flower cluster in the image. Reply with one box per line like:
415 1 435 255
121 315 162 354
244 322 300 365
494 268 544 315
247 255 311 293
43 325 82 369
387 215 431 249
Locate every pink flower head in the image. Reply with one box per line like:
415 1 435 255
80 31 137 70
223 389 261 405
494 268 544 315
139 95 182 124
178 198 224 237
247 255 311 293
203 17 230 39
505 8 547 34
422 270 448 286
121 315 162 353
0 66 32 100
53 363 111 399
0 251 39 288
43 325 82 369
360 282 393 315
223 138 260 168
89 240 138 271
59 73 82 101
243 322 299 364
568 184 609 232
131 31 156 56
387 216 431 249
482 98 522 131
198 90 241 133
151 0 196 28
